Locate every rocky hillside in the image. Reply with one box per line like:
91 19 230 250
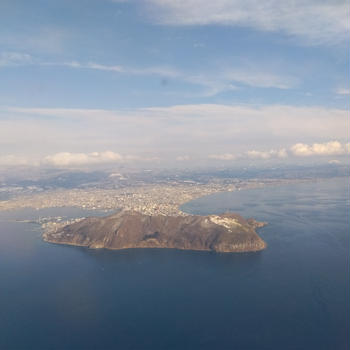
43 210 267 253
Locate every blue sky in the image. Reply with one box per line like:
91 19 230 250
0 0 349 168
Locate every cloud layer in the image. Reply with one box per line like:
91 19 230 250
0 154 33 167
1 104 348 162
0 53 297 95
290 141 350 157
0 52 33 67
0 140 349 169
209 141 350 161
144 0 349 44
44 151 123 167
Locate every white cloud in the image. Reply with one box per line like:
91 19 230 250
144 0 349 44
223 71 296 89
176 155 190 161
43 151 123 167
62 61 181 78
336 88 350 95
246 148 287 159
0 150 160 169
276 148 288 158
61 60 294 92
209 153 237 161
64 61 124 72
2 54 296 94
2 105 348 160
328 159 341 164
0 52 33 67
1 140 349 169
346 143 350 153
181 70 296 96
0 154 33 167
290 141 349 156
209 148 287 161
0 27 67 54
245 150 271 160
0 46 300 94
208 141 350 161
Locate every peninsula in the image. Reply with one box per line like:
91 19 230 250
43 210 267 253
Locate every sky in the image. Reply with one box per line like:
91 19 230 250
0 0 349 168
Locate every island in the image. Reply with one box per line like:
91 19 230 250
43 210 267 253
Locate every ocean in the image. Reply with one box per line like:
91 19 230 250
0 177 348 349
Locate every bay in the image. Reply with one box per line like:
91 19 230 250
0 177 348 350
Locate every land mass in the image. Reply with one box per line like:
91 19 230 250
43 210 267 253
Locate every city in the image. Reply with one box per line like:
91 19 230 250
0 176 306 216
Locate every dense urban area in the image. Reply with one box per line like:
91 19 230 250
1 182 239 216
1 164 347 227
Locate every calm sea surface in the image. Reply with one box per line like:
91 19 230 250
0 177 349 350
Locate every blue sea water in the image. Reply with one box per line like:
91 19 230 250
0 177 349 350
